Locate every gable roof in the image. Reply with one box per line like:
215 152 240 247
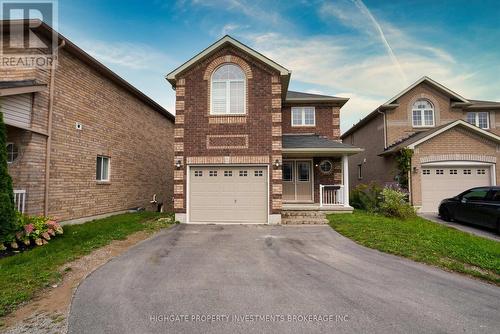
1 19 174 122
341 76 473 139
285 91 349 106
380 120 500 155
384 76 469 105
166 35 291 89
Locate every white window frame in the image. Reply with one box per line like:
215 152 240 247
466 112 489 129
411 99 435 128
96 156 110 182
291 106 315 127
210 64 246 115
6 142 18 164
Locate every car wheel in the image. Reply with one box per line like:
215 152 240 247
440 207 451 222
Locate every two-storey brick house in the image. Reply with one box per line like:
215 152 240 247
2 20 175 222
167 36 361 224
342 76 500 213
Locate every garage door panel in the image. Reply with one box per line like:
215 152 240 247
189 166 268 223
421 166 491 212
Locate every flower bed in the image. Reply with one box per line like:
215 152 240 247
0 212 63 258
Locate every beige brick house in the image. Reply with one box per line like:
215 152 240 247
2 20 175 221
166 36 361 224
342 76 500 213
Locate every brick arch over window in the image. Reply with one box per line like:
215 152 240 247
203 55 253 80
407 93 441 126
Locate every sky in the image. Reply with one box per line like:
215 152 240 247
47 0 500 132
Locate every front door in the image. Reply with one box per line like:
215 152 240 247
283 160 313 202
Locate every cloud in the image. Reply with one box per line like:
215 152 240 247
231 0 497 132
77 40 173 70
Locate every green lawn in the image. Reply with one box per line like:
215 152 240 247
328 211 500 285
0 211 173 317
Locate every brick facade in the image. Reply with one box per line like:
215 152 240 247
282 105 341 140
343 79 500 210
410 127 500 207
4 38 174 221
173 45 283 216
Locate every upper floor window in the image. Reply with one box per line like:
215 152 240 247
412 99 434 127
211 64 245 115
466 112 489 129
291 107 315 126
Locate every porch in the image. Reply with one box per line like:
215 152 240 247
280 134 362 222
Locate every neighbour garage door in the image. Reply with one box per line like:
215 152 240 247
421 166 492 212
189 166 268 223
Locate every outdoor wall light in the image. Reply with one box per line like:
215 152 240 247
175 160 182 169
413 166 418 173
274 159 281 168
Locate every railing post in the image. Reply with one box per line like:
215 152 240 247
342 155 350 207
320 185 323 207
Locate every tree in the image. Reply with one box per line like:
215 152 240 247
0 111 16 243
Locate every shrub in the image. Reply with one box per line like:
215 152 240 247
379 188 416 219
1 212 63 251
0 112 16 243
350 183 383 212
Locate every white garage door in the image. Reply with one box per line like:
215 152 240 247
421 166 492 212
189 166 268 223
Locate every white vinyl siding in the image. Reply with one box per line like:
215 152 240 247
0 94 32 128
466 112 489 129
210 64 246 115
412 99 434 127
291 107 315 126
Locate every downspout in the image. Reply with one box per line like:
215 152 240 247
376 108 387 149
44 40 66 216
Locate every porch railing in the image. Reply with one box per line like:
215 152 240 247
320 185 344 206
13 190 26 213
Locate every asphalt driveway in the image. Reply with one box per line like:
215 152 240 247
69 224 500 334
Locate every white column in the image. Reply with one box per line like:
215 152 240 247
342 155 350 207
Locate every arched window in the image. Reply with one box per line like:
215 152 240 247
412 99 434 127
211 64 245 114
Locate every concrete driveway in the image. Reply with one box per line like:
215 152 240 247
69 224 500 334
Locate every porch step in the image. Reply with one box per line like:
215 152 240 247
281 211 329 225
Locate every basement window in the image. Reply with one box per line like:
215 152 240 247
96 156 110 182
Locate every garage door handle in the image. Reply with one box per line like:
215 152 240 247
234 199 237 203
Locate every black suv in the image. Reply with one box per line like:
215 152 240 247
438 187 500 234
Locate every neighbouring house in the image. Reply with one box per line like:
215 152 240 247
1 20 175 222
341 76 500 213
166 35 361 224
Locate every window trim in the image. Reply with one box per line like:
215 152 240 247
319 159 333 175
283 161 294 182
411 99 435 128
96 155 111 182
291 106 316 127
209 63 246 115
6 142 18 164
466 111 489 129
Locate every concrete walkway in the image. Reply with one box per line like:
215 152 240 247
69 224 500 334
